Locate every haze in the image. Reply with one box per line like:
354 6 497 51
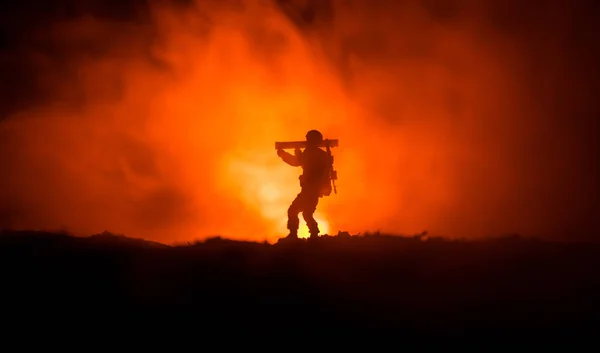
1 0 598 243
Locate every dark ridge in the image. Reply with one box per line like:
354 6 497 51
0 229 598 338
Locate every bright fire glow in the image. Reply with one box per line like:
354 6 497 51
299 215 330 239
2 0 589 244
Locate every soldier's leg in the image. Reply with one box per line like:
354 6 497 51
286 193 303 238
301 194 320 238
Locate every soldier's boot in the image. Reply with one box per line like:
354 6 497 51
281 218 299 241
286 229 298 239
277 230 298 244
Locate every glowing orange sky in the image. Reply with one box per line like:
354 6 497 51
1 0 598 244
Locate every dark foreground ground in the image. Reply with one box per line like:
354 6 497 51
1 230 599 338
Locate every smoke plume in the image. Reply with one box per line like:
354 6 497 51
1 0 598 243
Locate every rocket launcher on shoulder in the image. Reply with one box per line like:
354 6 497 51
274 139 339 195
274 139 339 150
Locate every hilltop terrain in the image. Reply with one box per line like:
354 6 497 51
1 229 598 337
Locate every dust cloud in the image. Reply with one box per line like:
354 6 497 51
0 0 598 243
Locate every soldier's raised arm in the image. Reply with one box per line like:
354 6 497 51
277 149 302 167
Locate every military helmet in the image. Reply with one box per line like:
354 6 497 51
305 129 324 144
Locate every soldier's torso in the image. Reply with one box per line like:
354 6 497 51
299 147 330 188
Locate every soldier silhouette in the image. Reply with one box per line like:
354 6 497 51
277 130 333 240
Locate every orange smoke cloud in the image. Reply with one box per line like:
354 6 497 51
1 0 598 243
0 0 347 243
